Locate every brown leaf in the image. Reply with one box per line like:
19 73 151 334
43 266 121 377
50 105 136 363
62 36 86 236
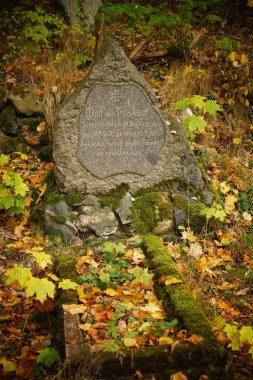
170 371 188 380
185 334 203 344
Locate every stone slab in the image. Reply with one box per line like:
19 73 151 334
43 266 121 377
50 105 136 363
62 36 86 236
54 39 203 194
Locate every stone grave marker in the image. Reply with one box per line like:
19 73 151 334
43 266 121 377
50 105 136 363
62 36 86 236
54 38 203 195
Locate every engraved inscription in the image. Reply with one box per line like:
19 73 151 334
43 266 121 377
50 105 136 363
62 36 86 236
78 83 165 178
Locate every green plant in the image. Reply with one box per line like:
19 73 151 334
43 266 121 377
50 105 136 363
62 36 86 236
36 347 60 368
200 202 227 222
0 154 29 215
101 3 179 35
176 95 221 140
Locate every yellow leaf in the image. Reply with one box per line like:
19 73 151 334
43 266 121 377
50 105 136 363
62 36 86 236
105 288 117 296
240 54 248 64
232 61 239 67
76 286 87 303
159 336 173 345
35 65 42 71
181 228 197 243
245 99 250 107
233 137 241 145
225 194 238 214
62 304 87 315
229 51 236 62
170 371 188 380
37 121 46 132
242 211 252 221
165 277 183 285
123 337 137 347
51 85 58 93
220 181 231 194
247 0 253 7
0 357 16 373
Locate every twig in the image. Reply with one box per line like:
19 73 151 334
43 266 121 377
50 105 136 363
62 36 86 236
129 37 151 60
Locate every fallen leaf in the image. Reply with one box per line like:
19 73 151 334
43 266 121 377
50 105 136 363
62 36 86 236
159 336 173 345
170 371 188 380
62 304 87 315
123 337 137 347
165 277 183 286
105 288 117 296
0 357 16 372
242 211 252 221
185 334 203 344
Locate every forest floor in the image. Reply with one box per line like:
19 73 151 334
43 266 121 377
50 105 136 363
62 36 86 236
0 1 253 379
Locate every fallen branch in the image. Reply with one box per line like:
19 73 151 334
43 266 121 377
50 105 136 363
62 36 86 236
132 49 168 61
129 38 151 60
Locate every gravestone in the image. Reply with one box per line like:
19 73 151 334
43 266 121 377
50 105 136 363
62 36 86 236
54 39 203 195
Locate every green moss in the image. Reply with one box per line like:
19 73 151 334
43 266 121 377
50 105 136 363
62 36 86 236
0 106 16 133
142 234 215 342
54 214 67 224
0 86 7 103
18 116 42 132
131 192 173 234
172 194 189 209
99 183 129 210
12 85 26 98
39 145 52 161
66 188 85 207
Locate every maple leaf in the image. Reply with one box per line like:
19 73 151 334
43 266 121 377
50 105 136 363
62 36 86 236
26 250 52 269
239 326 253 344
123 337 137 347
58 279 78 290
99 272 110 284
181 229 197 242
36 347 59 367
25 277 55 302
105 288 117 296
5 265 32 288
0 154 9 165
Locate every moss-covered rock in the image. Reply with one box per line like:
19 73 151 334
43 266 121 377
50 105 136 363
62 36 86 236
66 188 85 207
142 235 216 341
54 214 67 224
131 192 173 234
39 145 53 162
0 106 17 136
18 116 42 132
172 194 206 233
99 183 129 210
0 131 25 154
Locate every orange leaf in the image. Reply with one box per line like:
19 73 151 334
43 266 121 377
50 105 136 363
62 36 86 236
185 334 203 344
36 88 44 96
170 371 188 380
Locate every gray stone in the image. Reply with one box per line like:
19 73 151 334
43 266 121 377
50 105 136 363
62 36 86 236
201 191 214 206
59 0 101 28
174 207 186 228
116 192 133 225
0 106 18 136
44 208 78 243
9 85 43 116
46 201 70 218
153 219 174 235
77 204 118 236
54 39 203 195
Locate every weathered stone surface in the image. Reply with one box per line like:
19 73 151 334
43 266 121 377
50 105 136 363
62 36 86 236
78 83 165 178
174 207 186 229
153 219 173 235
9 85 43 116
116 192 133 225
201 190 214 206
77 202 118 236
54 39 203 194
44 202 78 243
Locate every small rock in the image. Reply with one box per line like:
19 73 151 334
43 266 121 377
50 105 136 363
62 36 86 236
0 131 22 154
201 191 214 206
77 204 118 236
46 201 70 218
153 219 174 235
9 85 44 116
0 106 18 136
44 208 78 243
116 192 132 225
174 207 186 228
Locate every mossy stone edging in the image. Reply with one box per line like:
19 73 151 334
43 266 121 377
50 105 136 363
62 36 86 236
141 234 233 380
54 242 233 379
